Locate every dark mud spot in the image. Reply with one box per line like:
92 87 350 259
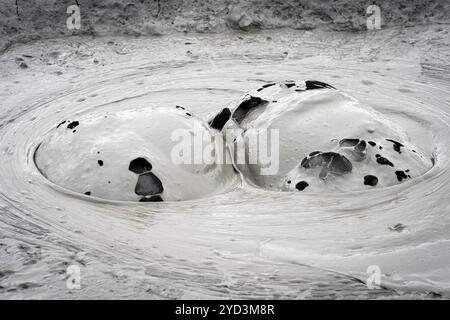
301 156 308 167
302 152 352 178
368 141 376 147
33 143 42 172
389 223 407 232
364 175 378 186
295 181 309 191
129 157 152 174
340 138 366 160
355 140 367 152
135 172 164 196
185 112 192 116
339 138 359 147
67 121 79 129
376 156 394 167
97 160 104 166
322 153 352 175
176 105 185 110
18 282 41 290
84 191 91 196
209 108 231 131
395 170 409 182
386 139 404 154
283 81 296 88
232 96 269 123
305 80 336 90
256 82 276 91
139 195 163 202
56 120 66 128
340 138 366 151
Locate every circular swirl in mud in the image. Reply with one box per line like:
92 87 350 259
0 32 449 298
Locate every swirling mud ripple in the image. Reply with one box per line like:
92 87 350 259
0 30 449 298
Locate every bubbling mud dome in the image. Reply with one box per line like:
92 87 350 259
33 80 433 202
211 81 433 192
34 107 238 202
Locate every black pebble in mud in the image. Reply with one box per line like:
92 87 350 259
209 108 231 131
67 121 79 129
368 141 376 147
283 81 296 88
176 105 185 110
364 175 378 186
395 170 409 182
376 156 394 167
386 139 404 154
139 195 163 202
97 160 103 166
232 96 269 123
305 80 336 90
185 112 192 117
295 181 309 191
135 172 164 196
84 191 91 196
128 157 152 174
